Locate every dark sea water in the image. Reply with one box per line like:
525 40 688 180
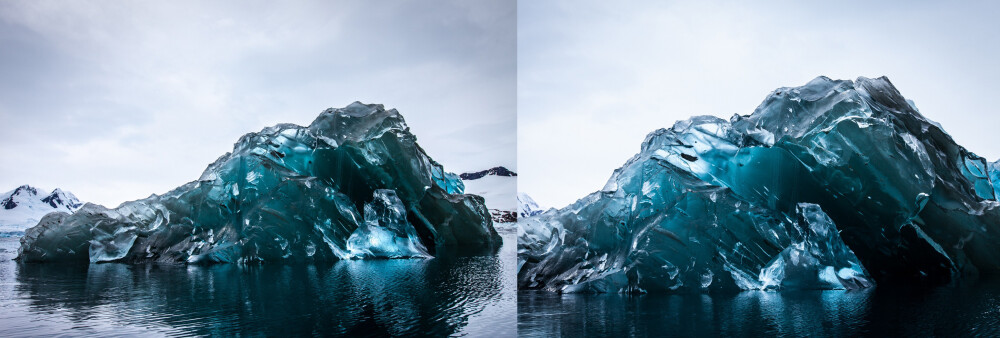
0 230 516 337
519 280 1000 337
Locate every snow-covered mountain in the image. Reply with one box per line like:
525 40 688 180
518 192 544 219
0 185 83 235
459 166 517 180
461 166 516 224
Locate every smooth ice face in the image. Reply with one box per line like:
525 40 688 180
18 102 500 264
345 190 430 259
990 160 1000 199
519 76 1000 293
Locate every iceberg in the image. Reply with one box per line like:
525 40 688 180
518 76 1000 293
18 102 501 264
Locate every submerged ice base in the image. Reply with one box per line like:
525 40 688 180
19 103 501 264
519 76 1000 293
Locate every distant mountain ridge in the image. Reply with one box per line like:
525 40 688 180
460 167 517 224
518 193 544 218
459 166 517 180
0 185 83 235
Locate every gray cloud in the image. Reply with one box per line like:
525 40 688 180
0 0 515 206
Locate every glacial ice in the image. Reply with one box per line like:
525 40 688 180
518 76 1000 293
344 190 430 259
757 203 871 290
18 102 501 264
991 160 1000 199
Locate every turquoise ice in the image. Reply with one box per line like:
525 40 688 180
18 103 500 264
519 77 1000 293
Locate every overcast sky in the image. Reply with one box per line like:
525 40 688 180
0 0 515 207
519 0 1000 208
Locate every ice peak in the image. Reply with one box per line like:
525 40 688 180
340 101 386 117
308 102 410 146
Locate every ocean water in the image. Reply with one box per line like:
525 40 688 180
518 281 1000 337
0 230 516 337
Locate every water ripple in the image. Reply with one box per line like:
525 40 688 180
519 281 1000 337
0 233 515 337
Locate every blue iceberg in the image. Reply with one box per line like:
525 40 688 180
519 76 1000 293
19 102 500 263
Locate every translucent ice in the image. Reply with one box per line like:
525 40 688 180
758 204 871 290
345 190 430 259
19 102 500 264
991 160 1000 199
519 76 1000 293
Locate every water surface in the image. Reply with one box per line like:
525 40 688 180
0 230 516 337
519 281 1000 337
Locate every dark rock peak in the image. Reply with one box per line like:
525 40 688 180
2 185 37 210
1 197 15 210
12 185 38 196
460 166 517 180
490 209 517 223
41 191 67 209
